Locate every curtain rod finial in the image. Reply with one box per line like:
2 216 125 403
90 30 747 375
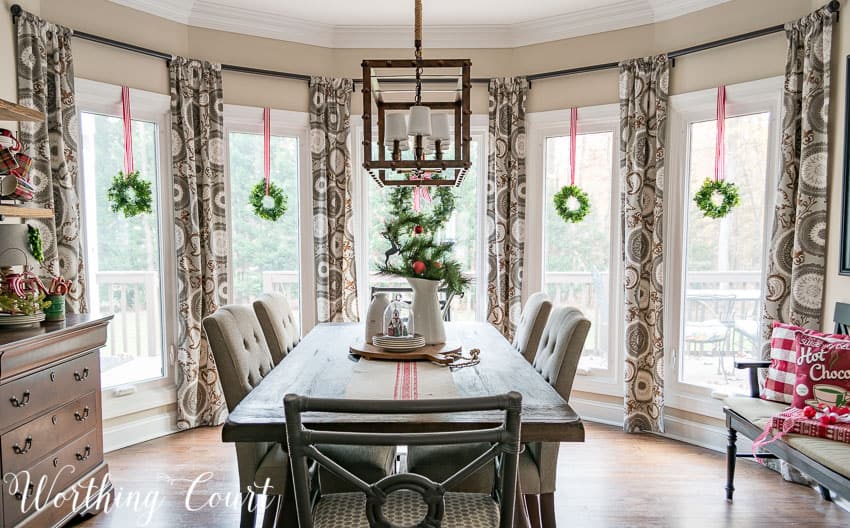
828 0 840 13
10 4 22 22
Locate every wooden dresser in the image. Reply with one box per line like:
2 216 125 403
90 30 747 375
0 314 112 528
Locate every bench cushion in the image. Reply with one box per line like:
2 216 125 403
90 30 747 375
785 436 850 479
724 396 789 428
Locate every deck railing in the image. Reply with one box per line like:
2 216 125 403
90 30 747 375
92 270 161 360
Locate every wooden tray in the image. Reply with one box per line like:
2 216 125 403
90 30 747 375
350 342 462 364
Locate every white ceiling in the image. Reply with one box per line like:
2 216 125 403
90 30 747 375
110 0 731 48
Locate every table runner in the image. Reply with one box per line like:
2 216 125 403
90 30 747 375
345 360 458 400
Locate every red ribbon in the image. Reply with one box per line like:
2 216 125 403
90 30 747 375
121 86 134 174
569 107 578 186
410 173 432 212
263 107 271 196
715 86 726 182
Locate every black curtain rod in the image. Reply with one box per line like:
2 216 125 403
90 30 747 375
11 1 841 85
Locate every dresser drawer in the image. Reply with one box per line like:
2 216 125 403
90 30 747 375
0 351 100 433
1 391 98 475
2 427 102 527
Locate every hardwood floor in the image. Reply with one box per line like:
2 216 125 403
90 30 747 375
71 422 850 527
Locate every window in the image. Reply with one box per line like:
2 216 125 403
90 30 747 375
667 77 781 409
77 81 170 390
528 105 621 386
224 106 311 330
354 118 488 322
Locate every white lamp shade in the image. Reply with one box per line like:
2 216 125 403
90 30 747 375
385 113 408 141
407 105 432 137
430 113 451 141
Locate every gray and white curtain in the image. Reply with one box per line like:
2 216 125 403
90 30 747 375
761 6 834 351
619 56 669 433
309 77 359 323
16 11 87 313
486 77 528 341
170 57 228 429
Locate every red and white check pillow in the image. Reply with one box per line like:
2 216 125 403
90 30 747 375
761 321 850 404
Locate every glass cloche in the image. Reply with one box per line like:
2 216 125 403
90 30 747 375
383 294 414 337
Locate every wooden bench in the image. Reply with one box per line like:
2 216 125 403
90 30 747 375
723 302 850 502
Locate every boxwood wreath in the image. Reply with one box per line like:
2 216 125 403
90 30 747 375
377 183 470 295
553 184 590 223
694 178 740 219
107 170 153 218
250 180 288 221
27 225 44 264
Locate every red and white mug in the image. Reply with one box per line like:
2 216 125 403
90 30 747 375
0 129 21 152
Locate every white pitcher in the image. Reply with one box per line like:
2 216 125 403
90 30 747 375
365 293 390 341
407 277 446 345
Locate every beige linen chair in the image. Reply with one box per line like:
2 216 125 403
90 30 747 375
253 292 300 365
512 292 553 363
203 305 288 528
522 306 590 528
250 293 397 495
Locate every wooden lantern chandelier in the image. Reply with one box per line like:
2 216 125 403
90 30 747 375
361 0 471 187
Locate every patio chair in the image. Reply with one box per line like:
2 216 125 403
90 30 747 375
253 292 301 365
283 392 523 528
684 295 737 383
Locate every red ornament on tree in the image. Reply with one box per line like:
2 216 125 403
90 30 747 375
412 260 426 274
413 225 424 235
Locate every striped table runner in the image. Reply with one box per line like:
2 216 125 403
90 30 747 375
345 360 458 400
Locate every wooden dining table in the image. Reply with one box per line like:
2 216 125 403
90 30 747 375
222 321 584 526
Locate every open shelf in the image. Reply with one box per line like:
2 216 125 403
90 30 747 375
0 205 53 219
0 99 44 122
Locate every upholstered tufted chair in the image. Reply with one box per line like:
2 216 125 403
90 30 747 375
511 292 553 363
253 292 301 365
203 305 287 528
523 306 590 528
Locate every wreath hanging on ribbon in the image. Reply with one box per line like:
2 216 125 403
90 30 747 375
108 170 153 218
694 178 740 219
554 184 591 223
251 107 289 222
695 85 739 219
250 180 288 221
553 107 590 223
107 86 153 218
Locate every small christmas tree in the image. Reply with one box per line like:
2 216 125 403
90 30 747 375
377 184 470 295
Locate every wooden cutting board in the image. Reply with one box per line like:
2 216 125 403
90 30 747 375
350 341 462 364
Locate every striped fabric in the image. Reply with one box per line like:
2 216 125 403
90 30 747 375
761 321 849 404
393 362 419 400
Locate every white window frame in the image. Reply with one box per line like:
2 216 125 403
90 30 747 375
75 78 178 420
351 115 489 321
527 104 623 397
665 76 783 418
223 105 315 333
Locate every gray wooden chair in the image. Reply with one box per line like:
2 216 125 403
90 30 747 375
283 392 523 528
512 292 553 363
253 292 301 365
522 306 590 527
203 305 288 528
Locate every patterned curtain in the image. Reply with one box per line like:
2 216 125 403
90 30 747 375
487 77 528 341
309 77 359 323
619 56 669 433
170 57 228 429
761 7 834 353
16 11 86 313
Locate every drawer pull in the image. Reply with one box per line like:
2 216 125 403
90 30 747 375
74 368 90 382
74 407 90 422
12 437 32 455
76 445 92 461
10 390 30 407
14 483 34 501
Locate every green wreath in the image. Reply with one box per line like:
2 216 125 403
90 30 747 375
553 185 591 223
250 180 288 221
694 179 740 219
27 225 44 264
107 170 153 218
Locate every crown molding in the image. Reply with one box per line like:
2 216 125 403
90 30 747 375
109 0 731 49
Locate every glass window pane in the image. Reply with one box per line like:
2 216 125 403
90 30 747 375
681 113 770 392
367 140 480 321
228 132 301 323
80 112 165 388
543 132 614 371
